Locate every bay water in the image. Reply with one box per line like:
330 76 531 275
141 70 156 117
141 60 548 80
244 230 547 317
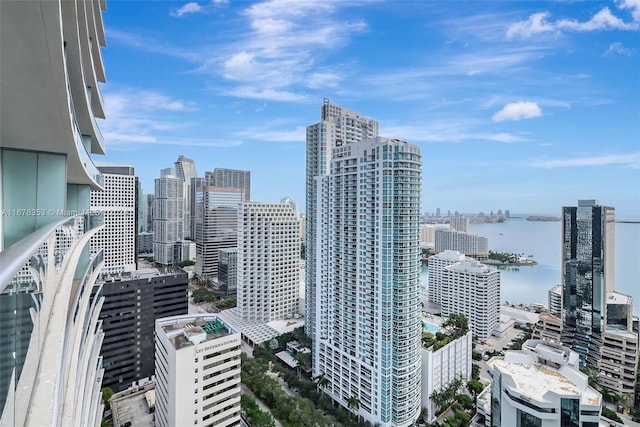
421 216 640 316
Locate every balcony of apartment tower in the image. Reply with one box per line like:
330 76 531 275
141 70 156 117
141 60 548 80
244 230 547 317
1 0 109 425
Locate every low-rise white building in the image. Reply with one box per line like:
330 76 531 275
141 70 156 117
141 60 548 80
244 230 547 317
421 330 472 421
155 315 241 427
488 340 601 427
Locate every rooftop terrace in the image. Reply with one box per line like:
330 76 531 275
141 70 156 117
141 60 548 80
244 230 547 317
161 317 231 350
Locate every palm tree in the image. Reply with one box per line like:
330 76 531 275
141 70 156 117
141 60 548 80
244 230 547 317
419 407 429 425
346 395 360 423
430 389 447 415
314 373 329 394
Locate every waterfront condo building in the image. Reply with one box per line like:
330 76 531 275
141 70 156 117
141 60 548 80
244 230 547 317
441 259 500 342
90 163 137 275
485 340 601 427
154 315 242 427
419 224 449 247
312 131 423 426
434 228 488 259
1 0 109 425
449 215 469 232
237 202 300 322
427 250 465 305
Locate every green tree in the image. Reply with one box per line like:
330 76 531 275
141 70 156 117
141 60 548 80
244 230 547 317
471 363 480 381
467 380 484 395
101 387 115 410
441 313 469 336
602 406 623 423
457 394 474 410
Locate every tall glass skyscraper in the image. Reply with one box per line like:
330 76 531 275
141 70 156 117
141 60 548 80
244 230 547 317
561 199 615 366
1 0 109 425
308 103 422 425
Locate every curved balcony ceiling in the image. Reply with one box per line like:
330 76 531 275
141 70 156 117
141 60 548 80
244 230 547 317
0 1 103 188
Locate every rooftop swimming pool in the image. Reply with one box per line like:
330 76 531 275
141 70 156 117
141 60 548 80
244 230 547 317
423 321 440 333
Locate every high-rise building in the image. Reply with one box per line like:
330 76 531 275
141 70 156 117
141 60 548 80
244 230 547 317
97 268 188 392
485 340 602 427
305 98 378 341
548 284 563 317
206 168 251 201
193 183 243 280
449 215 469 232
441 259 500 342
138 231 154 254
600 291 638 407
561 199 615 366
145 194 154 232
174 155 197 239
237 202 300 322
90 163 137 275
419 224 449 246
154 315 242 427
153 173 184 265
313 133 423 426
174 155 198 182
427 250 465 305
559 200 638 409
218 248 238 297
1 0 108 425
137 181 145 233
434 229 488 258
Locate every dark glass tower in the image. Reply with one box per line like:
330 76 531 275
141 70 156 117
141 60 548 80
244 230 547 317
561 199 615 366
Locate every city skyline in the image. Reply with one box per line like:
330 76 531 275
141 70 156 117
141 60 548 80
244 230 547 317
97 1 639 215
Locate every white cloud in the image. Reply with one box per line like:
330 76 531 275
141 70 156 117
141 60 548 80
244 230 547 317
506 12 556 39
380 120 528 145
507 5 639 39
530 153 640 168
223 51 258 81
206 0 366 101
556 7 637 31
171 2 203 17
487 132 526 143
492 101 542 122
100 88 219 149
222 86 309 102
603 42 635 56
233 125 306 143
307 71 343 89
617 0 640 22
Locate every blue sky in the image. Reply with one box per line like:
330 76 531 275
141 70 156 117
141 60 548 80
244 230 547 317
99 0 640 215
